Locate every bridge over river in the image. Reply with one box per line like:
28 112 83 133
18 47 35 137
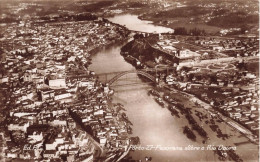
67 66 174 87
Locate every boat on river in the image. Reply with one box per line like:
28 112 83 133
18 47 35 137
145 156 152 161
183 126 196 141
148 89 160 97
214 148 228 161
168 106 180 118
163 95 176 104
155 97 165 108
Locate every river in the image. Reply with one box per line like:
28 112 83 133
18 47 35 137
89 14 258 162
108 14 174 33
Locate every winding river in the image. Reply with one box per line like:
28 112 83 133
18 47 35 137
89 14 258 161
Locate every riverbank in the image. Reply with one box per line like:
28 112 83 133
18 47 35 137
84 21 137 161
137 14 221 34
107 14 174 33
116 35 259 161
89 14 258 162
88 41 254 161
0 16 137 162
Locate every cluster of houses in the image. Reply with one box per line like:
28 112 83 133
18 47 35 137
153 36 259 61
5 103 95 161
0 17 130 161
164 62 259 138
146 36 258 61
155 36 201 59
193 37 259 57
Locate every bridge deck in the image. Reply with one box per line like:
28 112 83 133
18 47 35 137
96 67 173 76
67 66 174 86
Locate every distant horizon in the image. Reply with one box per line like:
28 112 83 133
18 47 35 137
0 0 115 1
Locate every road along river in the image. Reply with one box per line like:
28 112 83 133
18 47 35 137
89 14 259 161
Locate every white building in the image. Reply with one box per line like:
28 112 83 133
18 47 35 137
49 79 66 88
54 93 72 100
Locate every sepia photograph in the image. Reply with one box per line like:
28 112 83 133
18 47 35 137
0 0 259 161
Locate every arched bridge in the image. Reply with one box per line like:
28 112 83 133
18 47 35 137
67 67 174 87
107 70 156 85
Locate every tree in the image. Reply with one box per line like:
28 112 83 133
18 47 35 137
133 33 144 39
174 27 188 35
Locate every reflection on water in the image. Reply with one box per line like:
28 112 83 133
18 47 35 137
108 14 174 33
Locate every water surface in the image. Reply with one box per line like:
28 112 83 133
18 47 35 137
89 14 258 161
108 14 174 33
